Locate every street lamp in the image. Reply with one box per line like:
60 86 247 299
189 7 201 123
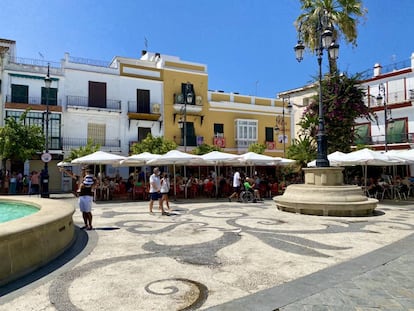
183 82 193 152
275 97 293 157
294 11 339 167
41 64 52 198
376 83 389 151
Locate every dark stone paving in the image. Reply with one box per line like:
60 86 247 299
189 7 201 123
207 233 414 311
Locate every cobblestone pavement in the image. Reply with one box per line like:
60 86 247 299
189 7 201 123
0 196 413 310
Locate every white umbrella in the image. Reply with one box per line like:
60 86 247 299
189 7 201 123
237 152 280 166
200 151 241 197
339 148 401 166
71 151 126 165
277 157 296 166
120 152 161 166
146 150 201 199
57 161 74 167
307 151 348 167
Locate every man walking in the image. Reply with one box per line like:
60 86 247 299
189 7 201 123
228 168 241 202
148 167 166 215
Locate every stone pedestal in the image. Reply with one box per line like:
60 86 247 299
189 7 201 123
274 167 377 216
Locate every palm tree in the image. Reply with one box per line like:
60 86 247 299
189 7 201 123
295 0 367 73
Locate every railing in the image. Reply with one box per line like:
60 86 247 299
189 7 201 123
364 89 413 107
355 133 414 146
7 56 61 69
66 96 121 111
127 101 150 113
62 137 121 149
68 56 111 68
359 58 411 80
5 95 60 106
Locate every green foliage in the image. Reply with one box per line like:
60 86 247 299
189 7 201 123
286 135 317 169
64 138 101 161
295 0 367 73
131 133 177 155
300 73 375 153
248 143 266 154
192 143 222 155
0 110 44 162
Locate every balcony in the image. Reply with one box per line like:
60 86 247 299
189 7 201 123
62 137 121 153
5 95 62 112
127 101 161 121
354 132 414 148
66 96 122 112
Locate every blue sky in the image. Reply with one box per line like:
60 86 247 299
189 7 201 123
1 0 413 98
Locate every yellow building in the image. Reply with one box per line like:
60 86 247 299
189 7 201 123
157 52 291 157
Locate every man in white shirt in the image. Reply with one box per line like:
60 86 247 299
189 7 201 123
148 167 166 214
228 169 241 202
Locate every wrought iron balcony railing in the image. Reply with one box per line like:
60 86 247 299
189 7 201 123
6 95 60 106
66 96 121 111
62 137 121 150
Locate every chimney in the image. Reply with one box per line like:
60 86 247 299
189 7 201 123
373 63 382 77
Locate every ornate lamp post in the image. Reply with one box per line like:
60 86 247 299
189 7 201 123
275 97 293 157
183 82 193 152
41 64 52 198
376 83 388 151
294 11 339 167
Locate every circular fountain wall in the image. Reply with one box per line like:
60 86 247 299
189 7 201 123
0 196 75 286
274 167 377 216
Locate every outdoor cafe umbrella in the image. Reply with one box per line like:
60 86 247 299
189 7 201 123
237 152 281 177
146 150 201 199
200 151 241 197
119 152 162 166
71 151 126 165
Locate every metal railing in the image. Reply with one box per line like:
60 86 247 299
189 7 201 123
62 137 121 149
68 56 111 68
5 95 60 106
355 133 414 146
359 58 411 80
66 96 121 111
127 101 150 113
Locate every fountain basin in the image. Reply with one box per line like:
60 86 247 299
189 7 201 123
0 196 75 286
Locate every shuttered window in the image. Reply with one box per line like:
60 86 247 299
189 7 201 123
11 84 28 103
137 89 150 113
354 124 370 145
88 81 107 108
41 87 58 106
87 123 106 145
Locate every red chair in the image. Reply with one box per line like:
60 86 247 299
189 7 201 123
133 186 146 200
258 184 268 198
270 183 279 196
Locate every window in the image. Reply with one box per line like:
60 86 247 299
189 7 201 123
6 110 62 150
234 119 258 147
181 83 195 105
354 124 371 145
138 127 151 141
137 89 150 113
214 123 224 137
87 123 106 145
181 122 197 146
265 127 274 142
11 84 28 103
88 81 106 108
41 87 58 106
387 119 407 143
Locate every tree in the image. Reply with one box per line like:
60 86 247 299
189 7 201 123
248 143 266 154
295 0 367 73
298 73 375 153
286 135 317 169
131 133 177 155
192 143 222 155
0 110 44 167
64 138 101 161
